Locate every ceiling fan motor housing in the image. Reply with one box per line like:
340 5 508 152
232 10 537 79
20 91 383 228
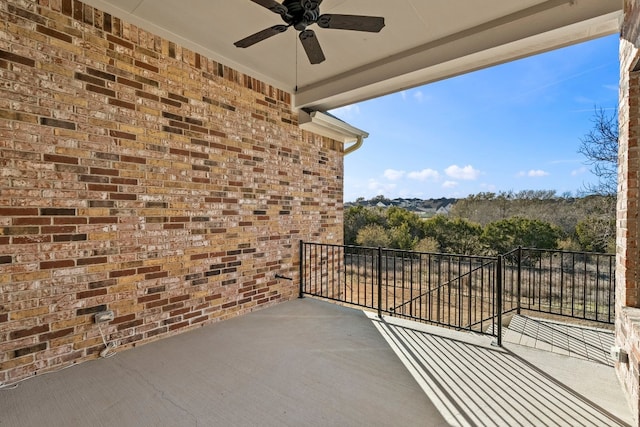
282 0 320 31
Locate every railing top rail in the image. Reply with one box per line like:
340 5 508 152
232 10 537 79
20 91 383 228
302 241 496 262
380 247 496 262
514 247 614 257
302 241 614 259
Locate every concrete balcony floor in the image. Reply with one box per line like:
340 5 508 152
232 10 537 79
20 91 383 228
0 298 633 426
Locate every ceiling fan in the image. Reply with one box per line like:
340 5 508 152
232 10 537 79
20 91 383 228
234 0 385 64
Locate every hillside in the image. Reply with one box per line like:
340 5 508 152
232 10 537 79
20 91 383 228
345 197 457 217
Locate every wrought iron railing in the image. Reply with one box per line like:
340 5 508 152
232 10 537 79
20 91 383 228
299 242 615 345
502 247 615 323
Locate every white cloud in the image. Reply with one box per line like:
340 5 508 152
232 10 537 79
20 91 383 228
413 91 424 103
367 179 397 194
518 169 550 177
445 165 481 180
400 91 407 101
571 166 588 176
442 181 458 189
407 168 440 181
383 169 406 180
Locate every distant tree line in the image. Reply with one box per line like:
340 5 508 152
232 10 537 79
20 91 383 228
345 191 615 254
346 107 618 255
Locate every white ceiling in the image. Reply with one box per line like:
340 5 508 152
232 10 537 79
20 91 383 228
81 0 622 111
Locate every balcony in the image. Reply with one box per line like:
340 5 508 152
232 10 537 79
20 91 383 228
0 297 632 426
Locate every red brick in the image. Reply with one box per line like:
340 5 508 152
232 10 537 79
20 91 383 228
109 269 136 278
0 50 36 67
41 225 76 234
12 235 52 244
107 34 133 50
138 294 160 303
117 319 143 331
89 167 118 176
170 294 190 303
89 217 118 224
134 60 158 73
137 266 161 274
40 260 75 269
87 84 115 97
10 324 50 340
0 208 38 216
112 314 135 324
14 343 47 357
13 217 51 225
77 257 108 266
108 98 135 110
169 321 189 331
44 154 78 164
36 25 73 43
169 307 190 317
53 217 87 225
183 311 202 320
41 327 74 341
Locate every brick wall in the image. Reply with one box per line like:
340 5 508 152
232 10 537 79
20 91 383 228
0 0 344 385
616 0 640 424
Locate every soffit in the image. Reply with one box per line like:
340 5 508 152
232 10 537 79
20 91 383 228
81 0 622 110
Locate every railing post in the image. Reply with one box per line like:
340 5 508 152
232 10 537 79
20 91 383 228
299 240 304 298
497 255 503 347
378 247 383 318
517 246 522 315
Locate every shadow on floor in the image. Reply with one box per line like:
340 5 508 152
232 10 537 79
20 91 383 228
369 312 631 427
504 314 615 366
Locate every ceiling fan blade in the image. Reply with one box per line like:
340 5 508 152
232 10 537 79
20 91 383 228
299 30 325 64
234 25 289 48
317 14 385 32
249 0 289 17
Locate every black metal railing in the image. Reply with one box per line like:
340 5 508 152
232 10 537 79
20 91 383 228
299 242 506 342
299 241 615 344
502 247 615 323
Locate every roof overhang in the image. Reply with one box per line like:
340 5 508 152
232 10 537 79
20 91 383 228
81 0 622 111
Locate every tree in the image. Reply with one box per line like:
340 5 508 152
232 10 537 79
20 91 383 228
422 215 483 254
344 206 386 245
386 206 424 242
388 223 418 250
355 224 391 248
481 217 563 254
450 190 591 235
414 237 440 253
575 216 616 253
578 107 618 195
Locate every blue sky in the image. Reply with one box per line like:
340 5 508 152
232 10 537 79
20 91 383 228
330 34 620 202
